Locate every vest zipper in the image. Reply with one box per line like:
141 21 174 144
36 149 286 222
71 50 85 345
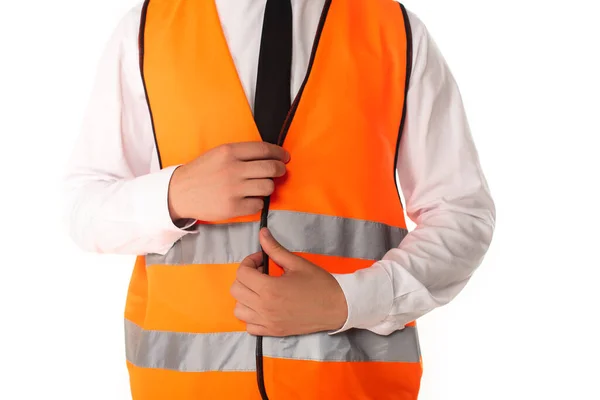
255 1 332 399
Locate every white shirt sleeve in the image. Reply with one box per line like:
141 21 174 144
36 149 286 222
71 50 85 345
332 10 496 335
62 5 195 256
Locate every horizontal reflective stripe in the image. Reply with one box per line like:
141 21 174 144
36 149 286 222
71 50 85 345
146 210 408 266
125 319 421 372
264 325 421 363
125 320 256 372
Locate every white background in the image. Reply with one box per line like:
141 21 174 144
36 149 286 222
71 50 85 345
1 0 599 399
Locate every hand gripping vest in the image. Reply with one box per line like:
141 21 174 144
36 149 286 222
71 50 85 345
125 0 420 398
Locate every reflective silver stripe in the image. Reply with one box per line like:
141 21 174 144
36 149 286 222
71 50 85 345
146 210 408 266
264 326 421 363
125 320 257 372
125 320 421 372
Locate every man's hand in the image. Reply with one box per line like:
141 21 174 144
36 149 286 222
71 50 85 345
168 142 290 222
230 228 348 337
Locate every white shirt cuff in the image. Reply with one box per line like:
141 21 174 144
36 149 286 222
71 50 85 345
329 263 394 334
134 165 198 253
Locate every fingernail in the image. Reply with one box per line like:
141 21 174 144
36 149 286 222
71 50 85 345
262 228 272 238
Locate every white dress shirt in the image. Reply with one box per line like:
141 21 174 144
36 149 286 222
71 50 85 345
62 0 496 335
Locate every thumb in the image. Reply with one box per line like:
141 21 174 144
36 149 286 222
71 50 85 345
259 228 299 271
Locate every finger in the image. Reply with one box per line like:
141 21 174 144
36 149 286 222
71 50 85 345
240 251 264 269
239 179 275 197
241 160 287 179
233 302 262 325
246 324 270 337
237 253 269 291
229 142 290 163
230 279 260 306
236 197 264 216
239 251 266 275
259 228 298 270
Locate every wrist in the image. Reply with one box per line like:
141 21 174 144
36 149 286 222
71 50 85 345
326 277 349 331
329 264 393 334
168 165 189 221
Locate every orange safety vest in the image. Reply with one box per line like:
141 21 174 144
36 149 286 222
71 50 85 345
125 0 420 398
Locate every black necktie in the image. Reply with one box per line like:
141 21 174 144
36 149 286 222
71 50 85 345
253 0 293 144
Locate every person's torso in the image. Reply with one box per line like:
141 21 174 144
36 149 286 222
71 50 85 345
125 1 421 398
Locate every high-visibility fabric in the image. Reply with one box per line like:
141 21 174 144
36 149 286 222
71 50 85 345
126 0 421 398
125 319 421 371
145 210 409 266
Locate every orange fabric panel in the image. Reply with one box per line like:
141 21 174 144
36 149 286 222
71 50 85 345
193 212 262 225
144 0 408 229
143 0 261 170
130 255 372 335
267 0 408 228
136 255 382 334
124 256 149 326
136 253 416 333
142 263 244 333
127 358 422 400
263 357 422 400
270 253 377 276
127 359 422 400
127 362 262 400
